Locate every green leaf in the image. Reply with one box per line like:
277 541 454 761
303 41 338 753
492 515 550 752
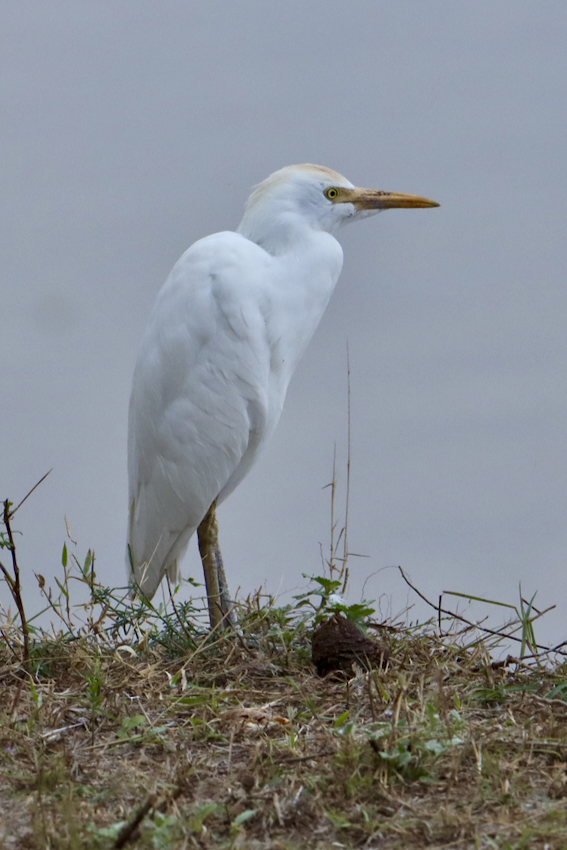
325 809 352 829
120 714 147 731
333 710 350 728
188 803 222 832
233 809 257 826
54 577 69 598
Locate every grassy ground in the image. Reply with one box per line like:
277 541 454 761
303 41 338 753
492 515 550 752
2 497 567 849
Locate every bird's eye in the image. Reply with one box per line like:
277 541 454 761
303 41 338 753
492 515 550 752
325 187 339 200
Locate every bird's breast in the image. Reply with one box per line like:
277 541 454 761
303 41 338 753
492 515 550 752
262 232 344 383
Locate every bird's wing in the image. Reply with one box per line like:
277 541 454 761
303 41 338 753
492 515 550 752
127 231 273 597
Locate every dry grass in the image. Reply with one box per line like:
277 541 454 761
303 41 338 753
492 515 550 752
3 499 567 849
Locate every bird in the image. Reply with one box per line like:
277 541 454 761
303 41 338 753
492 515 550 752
127 164 439 628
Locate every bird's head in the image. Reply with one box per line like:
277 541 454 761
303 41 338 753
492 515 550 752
237 164 439 253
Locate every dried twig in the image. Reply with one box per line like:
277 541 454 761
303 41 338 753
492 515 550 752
398 566 565 658
341 342 352 594
11 469 52 516
0 499 30 668
113 794 157 848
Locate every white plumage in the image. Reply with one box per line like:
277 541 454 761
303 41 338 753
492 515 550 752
127 164 438 624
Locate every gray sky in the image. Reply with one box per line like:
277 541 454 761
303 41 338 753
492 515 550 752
2 2 567 650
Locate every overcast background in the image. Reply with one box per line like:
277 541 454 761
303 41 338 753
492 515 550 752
2 2 567 651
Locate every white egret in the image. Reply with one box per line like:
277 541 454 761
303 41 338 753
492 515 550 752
127 164 439 628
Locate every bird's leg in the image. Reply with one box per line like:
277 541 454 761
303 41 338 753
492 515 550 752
214 542 236 626
197 502 223 629
197 501 235 629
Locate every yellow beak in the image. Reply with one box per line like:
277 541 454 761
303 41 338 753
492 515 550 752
347 188 440 210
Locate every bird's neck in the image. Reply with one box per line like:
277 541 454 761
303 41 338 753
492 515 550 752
236 209 328 257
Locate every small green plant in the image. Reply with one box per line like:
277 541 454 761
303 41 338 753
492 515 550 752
368 705 467 785
83 658 105 745
294 574 375 628
441 583 551 659
230 808 258 846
